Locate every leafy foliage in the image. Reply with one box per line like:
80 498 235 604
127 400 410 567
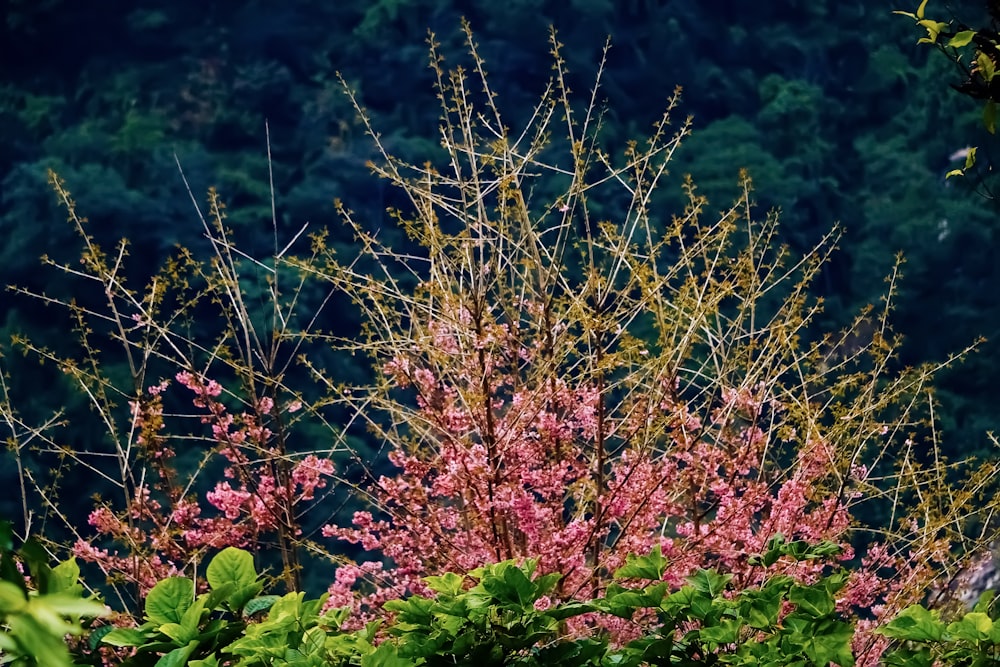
98 547 274 666
97 542 862 667
0 519 106 667
879 591 1000 666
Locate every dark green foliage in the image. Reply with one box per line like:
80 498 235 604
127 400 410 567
879 591 1000 666
98 547 277 666
0 520 106 667
87 539 860 667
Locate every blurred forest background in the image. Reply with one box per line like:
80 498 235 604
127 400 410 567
2 1 999 526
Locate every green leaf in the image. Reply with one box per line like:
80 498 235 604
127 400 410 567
178 595 207 635
503 564 536 607
686 569 731 597
984 100 996 134
979 53 997 83
243 594 281 617
917 19 948 44
101 627 150 647
145 577 194 625
48 557 81 594
877 605 944 642
949 30 976 47
360 641 415 667
789 585 835 618
800 619 855 667
0 580 26 613
614 546 668 580
206 547 257 593
916 0 929 19
947 611 993 642
423 572 464 596
534 572 562 598
154 640 200 667
88 624 116 650
34 592 107 619
698 617 739 646
742 589 781 629
300 626 326 655
5 613 74 667
965 146 978 170
157 622 190 644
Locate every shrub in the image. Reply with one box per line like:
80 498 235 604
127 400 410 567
89 541 859 666
2 21 999 667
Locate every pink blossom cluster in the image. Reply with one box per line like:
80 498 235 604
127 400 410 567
323 311 923 656
73 372 334 595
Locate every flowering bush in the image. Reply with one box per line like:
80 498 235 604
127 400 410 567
2 22 999 667
71 371 334 598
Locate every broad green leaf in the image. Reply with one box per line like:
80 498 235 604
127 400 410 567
754 534 787 568
146 577 194 625
101 627 150 647
300 626 326 654
361 640 416 667
985 100 997 134
33 592 107 619
202 582 235 611
614 546 668 580
157 622 191 644
503 564 536 607
947 611 993 641
0 580 26 613
877 605 944 642
206 547 257 593
534 572 562 597
48 557 81 594
154 640 200 667
882 647 934 667
243 594 281 617
742 590 781 629
0 629 18 653
688 591 715 620
801 619 855 667
423 572 464 596
603 584 668 612
21 598 78 635
88 624 115 650
178 595 207 636
543 600 596 621
5 614 74 667
686 569 731 597
949 30 976 47
698 617 739 646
